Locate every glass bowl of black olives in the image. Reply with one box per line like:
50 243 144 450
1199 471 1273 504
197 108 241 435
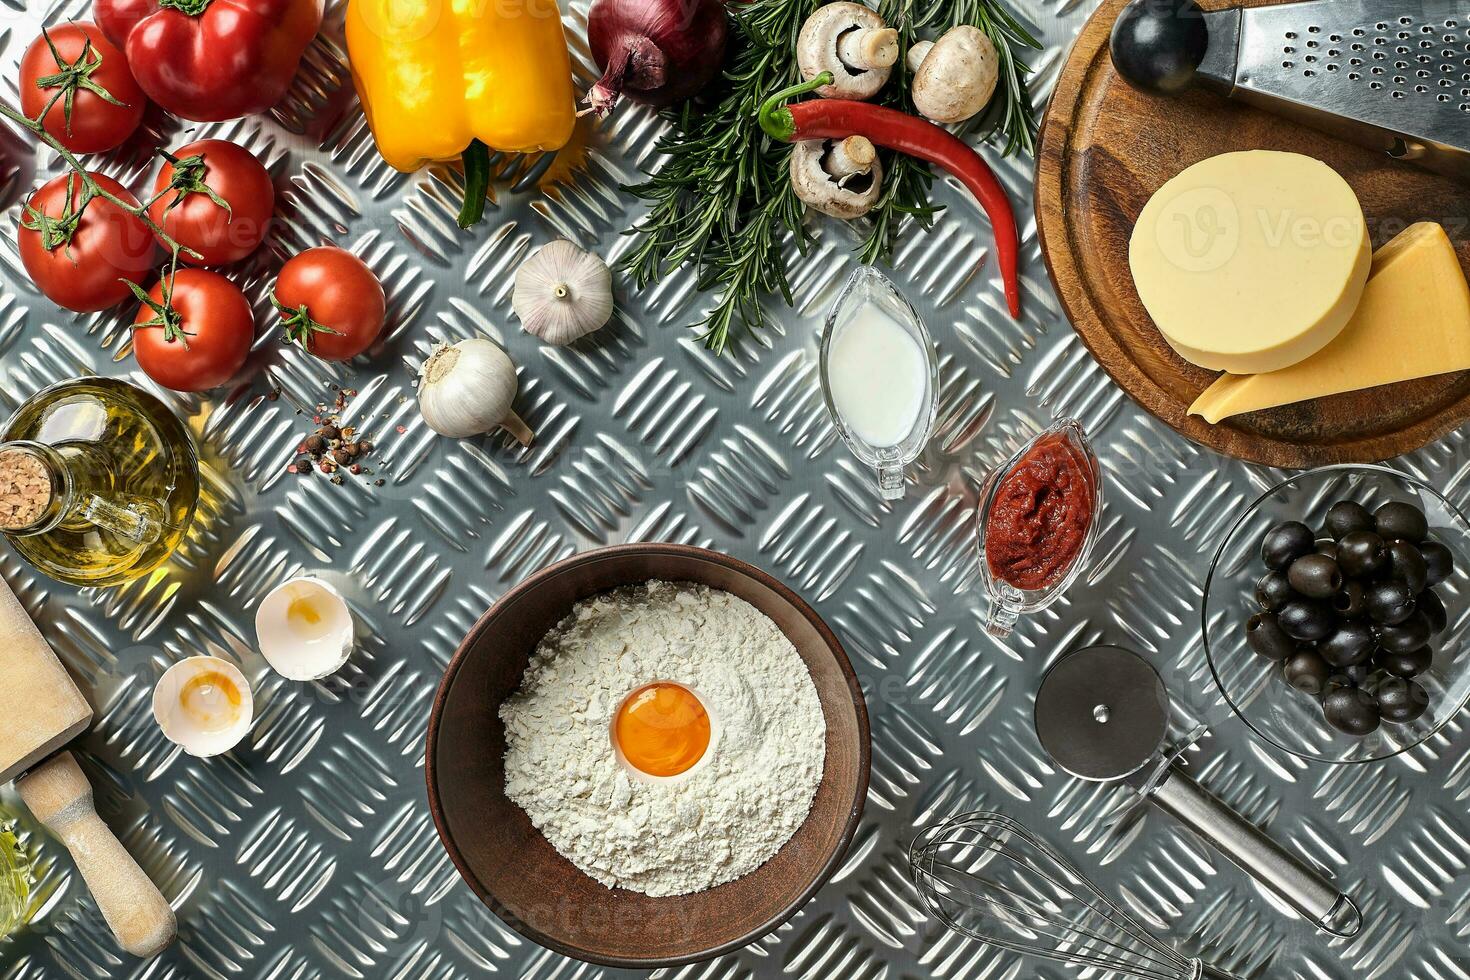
1203 465 1470 764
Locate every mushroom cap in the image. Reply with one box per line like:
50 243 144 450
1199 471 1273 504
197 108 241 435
789 139 883 220
797 2 895 101
911 26 1000 124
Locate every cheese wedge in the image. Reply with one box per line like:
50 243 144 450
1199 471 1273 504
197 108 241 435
1190 222 1470 424
1130 151 1371 374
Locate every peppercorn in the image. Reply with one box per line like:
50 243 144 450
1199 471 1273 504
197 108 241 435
320 424 341 441
357 440 373 454
331 447 353 464
304 434 326 454
292 454 315 473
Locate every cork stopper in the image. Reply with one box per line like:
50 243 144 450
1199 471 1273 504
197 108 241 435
0 448 56 531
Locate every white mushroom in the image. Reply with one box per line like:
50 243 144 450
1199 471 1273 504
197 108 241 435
797 2 899 101
908 26 1000 124
790 136 883 219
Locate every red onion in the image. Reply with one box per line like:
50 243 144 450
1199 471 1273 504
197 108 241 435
586 0 730 116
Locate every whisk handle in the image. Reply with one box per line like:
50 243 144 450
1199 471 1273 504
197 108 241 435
1199 965 1245 980
1150 766 1363 939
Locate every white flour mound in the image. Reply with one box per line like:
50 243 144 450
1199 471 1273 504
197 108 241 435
501 580 827 896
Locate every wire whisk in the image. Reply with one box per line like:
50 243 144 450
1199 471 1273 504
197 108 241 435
909 811 1243 980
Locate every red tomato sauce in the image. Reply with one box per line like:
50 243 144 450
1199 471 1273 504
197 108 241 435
984 434 1095 591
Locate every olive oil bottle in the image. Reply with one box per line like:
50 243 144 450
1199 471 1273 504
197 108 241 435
0 378 199 586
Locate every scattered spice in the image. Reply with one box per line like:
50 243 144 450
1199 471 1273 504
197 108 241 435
286 388 380 485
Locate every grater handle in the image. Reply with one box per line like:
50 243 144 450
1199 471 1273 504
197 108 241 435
1149 765 1363 938
1110 0 1240 95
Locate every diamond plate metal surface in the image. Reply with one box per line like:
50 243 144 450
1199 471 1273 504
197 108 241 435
1 0 1468 977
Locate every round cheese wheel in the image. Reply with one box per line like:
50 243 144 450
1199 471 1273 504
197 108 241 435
1128 150 1371 375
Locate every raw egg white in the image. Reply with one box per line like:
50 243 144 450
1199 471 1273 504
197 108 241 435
612 682 714 779
153 656 253 757
256 576 354 681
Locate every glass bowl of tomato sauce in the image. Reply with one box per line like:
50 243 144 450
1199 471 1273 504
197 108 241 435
975 419 1101 638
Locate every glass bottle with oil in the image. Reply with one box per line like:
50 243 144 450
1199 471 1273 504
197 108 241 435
0 377 199 586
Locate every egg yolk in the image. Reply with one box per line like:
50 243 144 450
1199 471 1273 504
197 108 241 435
614 683 710 777
179 671 244 734
287 594 333 641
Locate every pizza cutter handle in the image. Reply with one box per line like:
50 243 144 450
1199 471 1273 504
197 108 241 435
1149 765 1362 938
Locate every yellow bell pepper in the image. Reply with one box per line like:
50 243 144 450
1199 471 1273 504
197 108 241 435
345 0 576 227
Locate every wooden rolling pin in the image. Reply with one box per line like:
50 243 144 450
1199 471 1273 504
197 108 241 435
0 578 176 957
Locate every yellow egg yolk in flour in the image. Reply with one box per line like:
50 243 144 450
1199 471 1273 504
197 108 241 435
614 683 710 777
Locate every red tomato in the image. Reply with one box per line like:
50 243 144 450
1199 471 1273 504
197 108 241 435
273 247 386 360
19 23 146 154
18 172 157 313
95 0 322 122
148 139 274 265
132 269 254 392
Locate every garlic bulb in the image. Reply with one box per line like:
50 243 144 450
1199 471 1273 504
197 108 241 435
512 239 613 345
417 338 534 445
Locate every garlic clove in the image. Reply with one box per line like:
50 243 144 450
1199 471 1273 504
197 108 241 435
512 239 613 346
417 338 535 445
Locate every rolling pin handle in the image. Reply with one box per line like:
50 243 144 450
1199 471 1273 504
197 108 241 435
15 751 177 957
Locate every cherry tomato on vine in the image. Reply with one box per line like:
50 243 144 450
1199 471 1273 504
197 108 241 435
147 139 274 266
273 247 386 361
19 23 146 154
132 269 255 392
18 172 157 313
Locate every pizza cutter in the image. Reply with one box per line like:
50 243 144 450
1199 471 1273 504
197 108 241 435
1034 645 1362 937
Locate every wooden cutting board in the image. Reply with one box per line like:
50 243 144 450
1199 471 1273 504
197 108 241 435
1035 0 1470 468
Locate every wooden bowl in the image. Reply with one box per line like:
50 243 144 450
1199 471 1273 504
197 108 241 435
424 543 871 968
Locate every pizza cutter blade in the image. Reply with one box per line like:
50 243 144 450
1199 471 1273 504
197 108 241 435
1035 646 1362 938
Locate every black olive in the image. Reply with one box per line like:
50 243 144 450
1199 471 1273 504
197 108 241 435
1262 521 1316 571
1384 539 1429 593
1255 571 1295 611
1377 678 1430 724
1418 589 1448 634
1336 531 1388 579
1276 600 1335 642
1375 501 1429 543
1342 663 1373 686
1315 539 1338 561
1283 649 1331 696
1325 500 1374 540
1322 687 1381 736
1378 610 1432 653
1319 621 1375 667
1420 541 1455 587
1246 612 1297 660
1376 645 1432 678
1286 554 1342 599
1332 581 1366 619
1365 580 1416 625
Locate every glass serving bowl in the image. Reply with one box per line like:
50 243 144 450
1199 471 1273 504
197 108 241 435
1203 465 1470 765
819 267 939 500
975 419 1102 638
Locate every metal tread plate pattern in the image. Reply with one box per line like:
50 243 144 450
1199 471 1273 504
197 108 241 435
0 0 1466 977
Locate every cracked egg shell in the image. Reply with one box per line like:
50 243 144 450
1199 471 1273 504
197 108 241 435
256 576 355 681
153 656 253 757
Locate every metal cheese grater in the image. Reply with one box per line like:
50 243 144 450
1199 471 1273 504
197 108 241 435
1110 0 1470 179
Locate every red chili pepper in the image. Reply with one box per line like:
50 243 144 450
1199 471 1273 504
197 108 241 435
759 72 1022 319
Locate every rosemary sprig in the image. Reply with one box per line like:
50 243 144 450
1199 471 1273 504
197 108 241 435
622 0 1040 353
